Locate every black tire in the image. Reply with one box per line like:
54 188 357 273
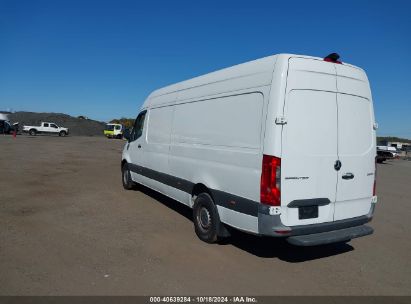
116 134 122 139
29 129 36 136
193 193 220 243
122 163 135 190
59 131 67 137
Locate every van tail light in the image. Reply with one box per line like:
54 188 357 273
260 155 281 206
373 157 377 196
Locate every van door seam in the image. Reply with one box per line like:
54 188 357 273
333 64 339 222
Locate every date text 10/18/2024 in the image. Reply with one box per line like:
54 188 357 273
149 297 258 303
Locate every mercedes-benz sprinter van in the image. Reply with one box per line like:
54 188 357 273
121 53 377 246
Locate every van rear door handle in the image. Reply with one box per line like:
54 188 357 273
138 144 142 148
342 173 354 180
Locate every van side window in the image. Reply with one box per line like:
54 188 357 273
44 123 49 127
131 111 146 141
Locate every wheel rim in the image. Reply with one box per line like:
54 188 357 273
198 206 211 231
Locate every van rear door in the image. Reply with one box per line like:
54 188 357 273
280 58 338 226
334 65 375 220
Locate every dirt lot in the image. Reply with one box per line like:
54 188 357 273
1 135 410 295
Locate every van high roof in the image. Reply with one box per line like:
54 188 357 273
147 53 364 102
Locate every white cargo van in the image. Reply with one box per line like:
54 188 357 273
122 53 377 246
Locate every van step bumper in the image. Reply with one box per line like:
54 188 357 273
286 225 374 246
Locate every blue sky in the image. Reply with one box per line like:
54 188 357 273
0 0 410 137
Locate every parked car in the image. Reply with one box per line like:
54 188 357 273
376 150 387 163
104 123 124 139
121 53 377 246
377 145 400 158
23 122 69 136
0 120 19 134
377 150 395 163
0 119 7 134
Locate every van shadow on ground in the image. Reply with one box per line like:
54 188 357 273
378 162 394 165
134 185 354 263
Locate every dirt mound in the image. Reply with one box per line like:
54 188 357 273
8 111 106 136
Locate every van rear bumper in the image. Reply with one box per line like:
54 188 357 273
286 225 373 246
258 203 375 245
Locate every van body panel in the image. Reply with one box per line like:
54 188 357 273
138 173 192 207
145 106 174 194
128 113 149 184
286 57 337 92
280 89 338 226
147 56 277 104
263 55 284 157
334 70 375 221
176 72 273 103
172 93 264 149
334 198 373 222
217 205 259 233
280 57 339 226
335 64 370 98
169 92 267 230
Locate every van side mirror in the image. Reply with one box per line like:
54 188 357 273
123 128 131 141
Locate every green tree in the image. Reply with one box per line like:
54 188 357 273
110 117 134 129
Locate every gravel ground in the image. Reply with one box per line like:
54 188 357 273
0 135 410 295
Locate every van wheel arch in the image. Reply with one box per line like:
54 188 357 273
121 159 128 170
191 183 231 240
191 183 213 203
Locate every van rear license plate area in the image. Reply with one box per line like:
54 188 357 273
299 206 318 220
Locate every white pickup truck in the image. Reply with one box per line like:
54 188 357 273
23 122 69 137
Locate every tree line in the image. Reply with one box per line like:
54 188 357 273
377 136 411 143
109 118 134 129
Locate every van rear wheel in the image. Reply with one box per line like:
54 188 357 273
193 193 220 243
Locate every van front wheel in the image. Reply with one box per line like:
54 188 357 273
122 163 135 190
193 193 219 243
